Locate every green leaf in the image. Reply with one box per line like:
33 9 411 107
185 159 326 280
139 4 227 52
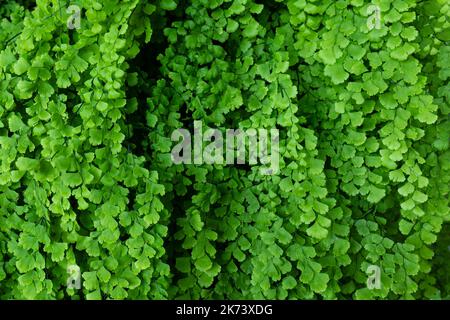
398 182 414 196
333 238 350 256
195 256 212 272
160 0 177 11
96 101 109 112
16 255 35 273
12 57 30 75
243 19 260 38
399 219 414 235
412 191 428 203
401 199 415 211
83 271 98 291
310 273 329 293
286 244 303 260
390 43 415 60
16 157 39 171
380 93 398 109
282 276 297 290
86 290 102 300
324 64 349 84
50 243 67 262
367 185 386 203
389 170 405 182
275 227 293 245
355 288 374 299
8 114 27 132
97 267 111 283
307 221 328 240
0 49 15 67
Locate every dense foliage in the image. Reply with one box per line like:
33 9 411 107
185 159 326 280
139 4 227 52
0 0 448 300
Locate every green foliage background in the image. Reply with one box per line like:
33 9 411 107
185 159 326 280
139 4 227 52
0 0 448 299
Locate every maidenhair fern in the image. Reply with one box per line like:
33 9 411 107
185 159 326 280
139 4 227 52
0 0 448 300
